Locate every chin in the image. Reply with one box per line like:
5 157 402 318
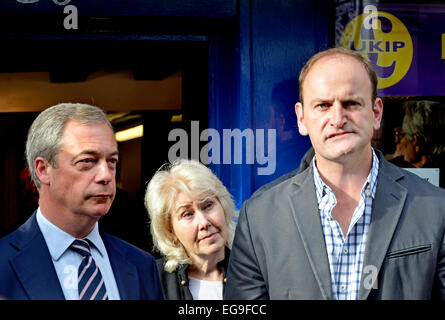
87 206 111 219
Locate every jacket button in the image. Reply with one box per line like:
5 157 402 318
223 277 227 283
181 280 187 286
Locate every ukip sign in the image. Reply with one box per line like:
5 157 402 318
336 2 445 96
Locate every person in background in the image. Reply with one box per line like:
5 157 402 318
399 100 445 184
0 103 163 300
385 126 406 160
145 159 237 300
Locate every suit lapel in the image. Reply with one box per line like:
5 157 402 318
102 232 140 299
359 158 407 299
9 214 65 299
288 166 333 300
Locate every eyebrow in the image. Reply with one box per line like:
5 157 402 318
72 150 119 162
309 96 366 106
344 96 365 103
174 202 193 214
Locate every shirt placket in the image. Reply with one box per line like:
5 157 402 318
331 189 368 300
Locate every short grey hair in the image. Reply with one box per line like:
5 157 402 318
25 103 113 190
145 159 237 273
402 100 445 156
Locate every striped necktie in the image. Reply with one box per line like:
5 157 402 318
70 239 108 300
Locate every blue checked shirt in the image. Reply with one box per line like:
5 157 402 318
313 149 379 300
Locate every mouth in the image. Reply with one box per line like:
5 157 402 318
199 232 218 242
326 131 353 140
88 194 113 201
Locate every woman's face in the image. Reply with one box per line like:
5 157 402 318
170 191 227 262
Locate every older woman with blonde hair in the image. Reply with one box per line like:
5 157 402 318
145 159 237 300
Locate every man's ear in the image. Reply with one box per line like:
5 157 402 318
34 157 51 186
295 102 308 136
372 97 384 130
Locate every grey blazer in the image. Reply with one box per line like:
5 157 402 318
224 151 445 299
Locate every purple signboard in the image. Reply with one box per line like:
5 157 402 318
335 1 445 96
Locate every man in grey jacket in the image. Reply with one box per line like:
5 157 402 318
224 48 445 300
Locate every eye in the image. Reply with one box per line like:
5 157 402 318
202 200 215 211
344 100 359 108
315 103 329 110
181 211 193 219
108 157 119 168
76 158 96 169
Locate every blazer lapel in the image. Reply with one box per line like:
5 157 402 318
288 166 333 300
9 214 65 300
102 232 140 299
359 158 407 299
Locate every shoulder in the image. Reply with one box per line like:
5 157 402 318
155 257 186 279
380 156 445 197
156 257 168 274
246 165 312 209
251 167 300 197
378 157 445 228
155 257 188 300
252 147 314 197
0 213 40 255
101 231 156 265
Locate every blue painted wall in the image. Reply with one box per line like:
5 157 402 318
209 0 333 208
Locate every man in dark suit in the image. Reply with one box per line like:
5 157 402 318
225 48 445 299
0 103 164 300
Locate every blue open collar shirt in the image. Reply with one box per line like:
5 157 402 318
312 149 379 300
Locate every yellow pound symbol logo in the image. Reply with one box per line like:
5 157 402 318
339 10 413 89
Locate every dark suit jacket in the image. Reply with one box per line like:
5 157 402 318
225 151 445 299
0 213 164 300
252 147 314 197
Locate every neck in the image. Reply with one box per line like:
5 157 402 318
38 197 97 239
315 147 373 198
188 249 225 281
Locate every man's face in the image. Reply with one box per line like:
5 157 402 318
295 55 383 162
46 120 118 220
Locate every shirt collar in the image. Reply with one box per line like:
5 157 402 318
36 208 106 261
312 148 380 203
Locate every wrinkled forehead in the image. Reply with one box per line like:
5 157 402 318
173 189 214 207
59 120 117 153
303 55 372 98
307 54 365 77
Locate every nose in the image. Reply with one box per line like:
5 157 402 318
196 210 212 230
331 102 347 128
95 160 114 185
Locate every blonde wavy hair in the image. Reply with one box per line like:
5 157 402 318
144 159 237 272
